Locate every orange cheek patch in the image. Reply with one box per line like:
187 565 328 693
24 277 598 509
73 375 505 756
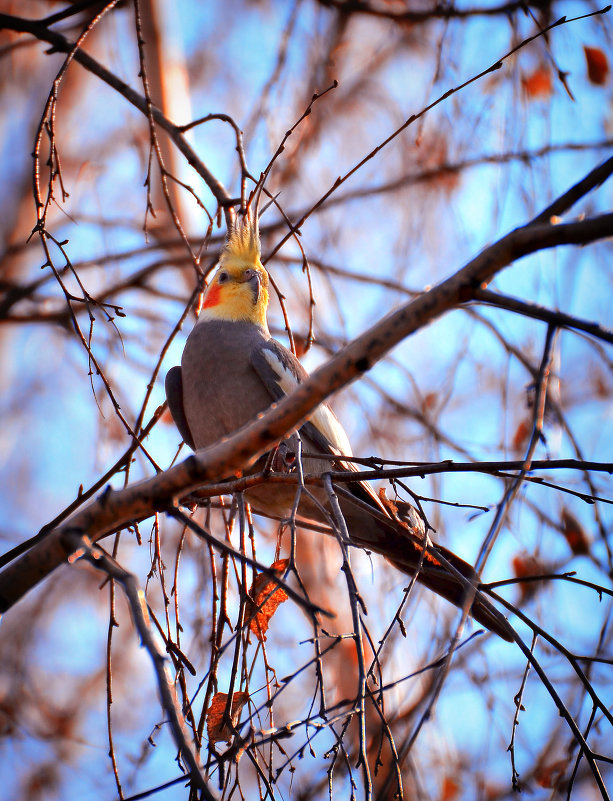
203 283 222 308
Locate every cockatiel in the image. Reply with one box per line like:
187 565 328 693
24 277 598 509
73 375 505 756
165 218 512 641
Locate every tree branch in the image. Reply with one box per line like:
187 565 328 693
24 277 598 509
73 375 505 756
0 11 233 221
0 186 612 613
60 530 218 801
473 287 613 345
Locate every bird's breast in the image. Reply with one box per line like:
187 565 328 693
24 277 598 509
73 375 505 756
180 319 274 450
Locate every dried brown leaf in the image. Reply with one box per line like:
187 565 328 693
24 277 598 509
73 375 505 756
584 45 608 85
511 418 531 453
206 691 250 745
593 370 611 398
535 758 569 788
441 775 461 801
422 391 438 412
512 553 547 601
522 67 552 98
561 508 590 556
248 559 289 641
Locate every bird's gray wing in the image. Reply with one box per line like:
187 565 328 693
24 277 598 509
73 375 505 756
165 366 196 450
250 339 388 508
250 341 513 640
250 339 353 459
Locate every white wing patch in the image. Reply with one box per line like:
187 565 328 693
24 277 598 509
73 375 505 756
261 348 353 457
313 402 354 457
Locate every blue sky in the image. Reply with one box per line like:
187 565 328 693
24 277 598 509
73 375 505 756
1 1 612 799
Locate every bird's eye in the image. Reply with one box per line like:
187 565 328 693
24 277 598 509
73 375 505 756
218 271 228 283
244 268 254 280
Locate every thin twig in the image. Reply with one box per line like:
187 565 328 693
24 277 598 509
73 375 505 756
60 530 217 801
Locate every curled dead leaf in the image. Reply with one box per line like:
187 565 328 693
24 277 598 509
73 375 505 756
441 775 461 801
206 691 250 745
247 559 289 641
593 370 610 399
535 758 569 789
512 418 531 453
512 553 547 601
522 67 552 98
422 391 438 412
561 509 590 556
584 45 608 85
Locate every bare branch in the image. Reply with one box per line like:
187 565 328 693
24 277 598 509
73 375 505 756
60 530 218 801
1 181 612 612
0 11 233 221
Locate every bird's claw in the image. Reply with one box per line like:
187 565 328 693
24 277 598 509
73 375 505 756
265 441 297 474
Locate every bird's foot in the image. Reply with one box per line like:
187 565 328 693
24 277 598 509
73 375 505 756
264 442 297 475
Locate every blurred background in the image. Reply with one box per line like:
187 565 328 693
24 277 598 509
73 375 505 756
0 1 612 799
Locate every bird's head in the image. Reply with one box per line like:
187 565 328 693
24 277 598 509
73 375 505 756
200 217 270 329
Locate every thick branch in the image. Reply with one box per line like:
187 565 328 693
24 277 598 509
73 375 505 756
0 208 611 613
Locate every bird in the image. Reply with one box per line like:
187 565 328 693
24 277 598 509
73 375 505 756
165 216 512 641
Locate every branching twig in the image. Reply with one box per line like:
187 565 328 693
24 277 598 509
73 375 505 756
60 530 217 801
1 198 612 611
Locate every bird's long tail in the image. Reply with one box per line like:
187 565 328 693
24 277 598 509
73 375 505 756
336 486 514 642
388 545 514 642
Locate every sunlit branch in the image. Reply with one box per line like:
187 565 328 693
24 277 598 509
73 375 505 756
60 530 218 801
1 168 612 614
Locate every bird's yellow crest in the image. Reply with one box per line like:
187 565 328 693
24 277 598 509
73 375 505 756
200 216 270 329
221 215 262 269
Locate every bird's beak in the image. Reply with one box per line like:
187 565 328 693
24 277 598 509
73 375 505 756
245 271 261 304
